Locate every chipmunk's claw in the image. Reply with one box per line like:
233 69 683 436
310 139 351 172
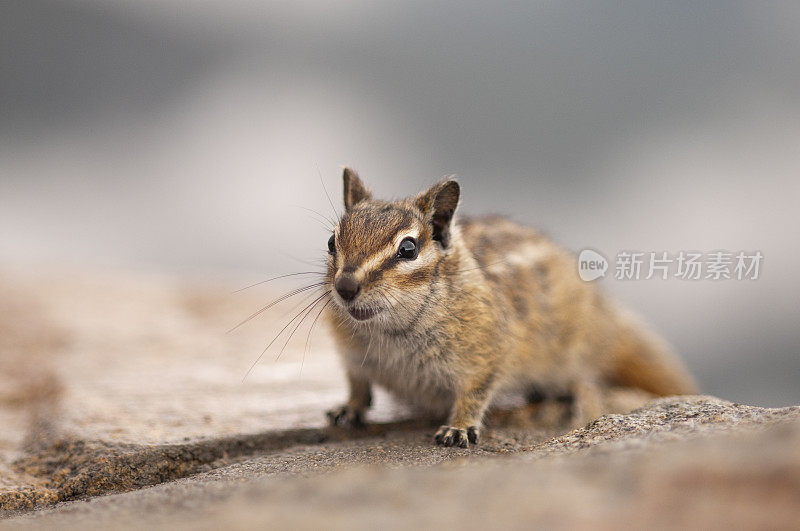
326 405 366 428
435 425 478 448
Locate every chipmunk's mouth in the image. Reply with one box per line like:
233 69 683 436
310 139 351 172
348 305 383 321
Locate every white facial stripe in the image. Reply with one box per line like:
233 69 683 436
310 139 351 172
355 245 398 279
395 245 436 273
392 229 420 251
354 229 423 279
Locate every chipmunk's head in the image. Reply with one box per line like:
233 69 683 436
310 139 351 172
325 168 460 327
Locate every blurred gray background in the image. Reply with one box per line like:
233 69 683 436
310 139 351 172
1 1 798 406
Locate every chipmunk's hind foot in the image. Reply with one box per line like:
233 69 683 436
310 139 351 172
326 404 367 429
568 379 605 429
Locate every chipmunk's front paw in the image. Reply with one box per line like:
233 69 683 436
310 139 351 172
326 404 366 428
434 425 480 448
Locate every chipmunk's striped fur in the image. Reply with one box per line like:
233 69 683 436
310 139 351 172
324 168 696 448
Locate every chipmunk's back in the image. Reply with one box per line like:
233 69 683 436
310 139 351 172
458 214 696 398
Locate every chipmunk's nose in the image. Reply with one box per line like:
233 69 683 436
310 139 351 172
335 274 361 302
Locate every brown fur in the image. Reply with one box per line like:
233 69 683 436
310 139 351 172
324 168 696 447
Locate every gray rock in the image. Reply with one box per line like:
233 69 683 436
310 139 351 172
3 396 798 529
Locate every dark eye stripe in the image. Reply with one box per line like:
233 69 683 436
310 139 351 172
366 257 435 285
404 267 434 287
371 235 428 273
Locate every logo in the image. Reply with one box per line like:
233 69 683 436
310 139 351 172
578 249 608 282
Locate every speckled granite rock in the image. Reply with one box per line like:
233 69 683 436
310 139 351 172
528 395 800 456
3 396 798 530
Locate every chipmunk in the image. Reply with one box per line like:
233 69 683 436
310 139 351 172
324 168 696 448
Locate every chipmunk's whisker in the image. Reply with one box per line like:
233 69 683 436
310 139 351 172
241 289 329 381
232 272 323 294
301 296 333 375
228 282 326 333
293 205 337 230
275 291 331 361
317 166 341 223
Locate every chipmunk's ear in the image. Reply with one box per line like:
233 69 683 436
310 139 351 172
342 168 372 211
415 179 460 248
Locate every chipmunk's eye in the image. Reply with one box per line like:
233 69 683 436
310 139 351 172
397 237 418 260
328 234 336 254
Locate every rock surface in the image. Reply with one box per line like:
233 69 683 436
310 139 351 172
1 271 798 529
3 397 798 530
